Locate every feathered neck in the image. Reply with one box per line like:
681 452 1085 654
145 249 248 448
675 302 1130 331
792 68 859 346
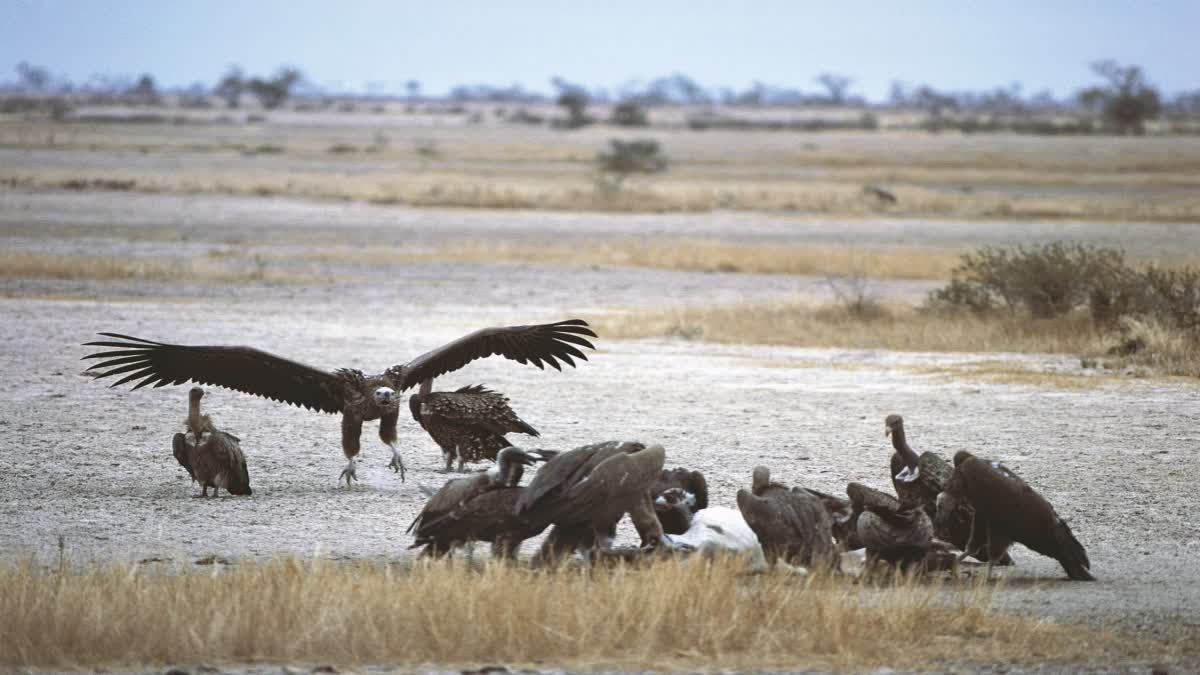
890 424 919 468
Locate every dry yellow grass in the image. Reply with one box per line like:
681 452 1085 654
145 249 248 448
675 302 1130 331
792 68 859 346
0 251 319 284
4 164 1200 221
593 301 1100 355
0 556 1145 671
281 239 961 280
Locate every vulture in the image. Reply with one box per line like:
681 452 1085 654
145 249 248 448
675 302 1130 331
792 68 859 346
171 387 251 497
885 414 1013 566
846 482 932 565
513 440 668 565
939 451 1094 581
801 487 861 551
736 466 837 570
408 383 540 473
82 319 596 486
651 467 709 535
407 447 548 558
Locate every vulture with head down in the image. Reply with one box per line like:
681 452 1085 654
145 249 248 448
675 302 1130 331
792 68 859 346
514 440 668 564
939 451 1094 581
82 320 595 487
409 383 540 473
407 446 549 558
651 467 709 535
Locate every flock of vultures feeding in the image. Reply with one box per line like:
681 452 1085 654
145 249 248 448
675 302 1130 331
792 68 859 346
81 318 1093 579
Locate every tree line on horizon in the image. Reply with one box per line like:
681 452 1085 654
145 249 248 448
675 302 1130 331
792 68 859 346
3 60 1197 135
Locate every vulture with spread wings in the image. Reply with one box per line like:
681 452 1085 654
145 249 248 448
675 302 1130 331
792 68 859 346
83 319 596 486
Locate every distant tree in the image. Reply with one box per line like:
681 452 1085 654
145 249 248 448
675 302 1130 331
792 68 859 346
816 73 853 105
15 61 51 92
127 74 161 105
247 67 303 110
551 76 592 128
405 80 421 100
214 66 245 108
611 100 649 127
1077 60 1161 134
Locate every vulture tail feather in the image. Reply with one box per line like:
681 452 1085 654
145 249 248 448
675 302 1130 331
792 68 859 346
1054 519 1095 581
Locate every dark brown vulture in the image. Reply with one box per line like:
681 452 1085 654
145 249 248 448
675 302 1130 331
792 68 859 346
736 466 837 570
407 447 548 557
885 414 1013 566
801 487 860 550
82 319 595 486
408 383 540 473
846 482 932 565
651 467 709 535
171 387 251 497
513 440 667 565
939 451 1094 581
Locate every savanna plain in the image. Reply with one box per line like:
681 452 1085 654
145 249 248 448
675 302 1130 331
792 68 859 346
1 105 1199 673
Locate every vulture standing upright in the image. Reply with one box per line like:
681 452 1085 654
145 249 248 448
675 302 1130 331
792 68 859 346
82 319 595 486
171 387 251 497
885 414 1013 565
651 467 709 535
513 440 668 564
939 451 1094 581
736 466 837 569
407 446 548 557
408 383 540 472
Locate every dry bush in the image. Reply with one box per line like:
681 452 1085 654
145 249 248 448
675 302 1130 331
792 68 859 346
1102 316 1200 377
0 556 1129 671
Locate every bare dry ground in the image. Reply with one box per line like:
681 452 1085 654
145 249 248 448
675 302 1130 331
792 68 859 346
0 188 1199 671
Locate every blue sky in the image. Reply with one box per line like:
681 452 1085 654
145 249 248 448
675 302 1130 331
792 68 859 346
1 0 1196 99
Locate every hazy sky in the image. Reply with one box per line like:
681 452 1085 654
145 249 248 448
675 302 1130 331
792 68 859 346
1 0 1196 99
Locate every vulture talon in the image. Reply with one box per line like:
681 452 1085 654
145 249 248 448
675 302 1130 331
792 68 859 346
339 458 358 487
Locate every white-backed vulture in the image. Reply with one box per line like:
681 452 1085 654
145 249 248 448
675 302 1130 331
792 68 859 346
939 451 1094 581
651 467 709 535
885 414 1013 566
408 383 540 473
513 440 667 564
736 466 837 570
82 319 595 486
407 447 547 557
171 387 251 497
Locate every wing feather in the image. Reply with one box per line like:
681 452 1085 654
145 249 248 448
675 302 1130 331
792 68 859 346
393 320 597 389
82 333 346 413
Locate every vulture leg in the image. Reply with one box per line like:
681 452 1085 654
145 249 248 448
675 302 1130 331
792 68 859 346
955 509 979 572
629 492 667 548
442 447 455 473
379 410 405 481
984 522 994 581
340 413 362 487
200 484 209 498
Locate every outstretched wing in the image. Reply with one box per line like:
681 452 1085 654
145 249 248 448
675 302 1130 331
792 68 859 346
82 333 346 413
391 319 597 389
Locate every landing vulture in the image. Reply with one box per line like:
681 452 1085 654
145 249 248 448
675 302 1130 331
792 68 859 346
514 440 667 564
885 414 1013 565
171 387 251 497
82 319 595 486
939 451 1094 581
408 447 548 557
736 466 837 570
409 383 540 472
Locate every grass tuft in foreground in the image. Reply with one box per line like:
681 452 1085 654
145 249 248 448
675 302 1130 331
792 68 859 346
0 556 1127 671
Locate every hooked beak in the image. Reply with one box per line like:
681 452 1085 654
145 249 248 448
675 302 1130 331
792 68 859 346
884 427 892 438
